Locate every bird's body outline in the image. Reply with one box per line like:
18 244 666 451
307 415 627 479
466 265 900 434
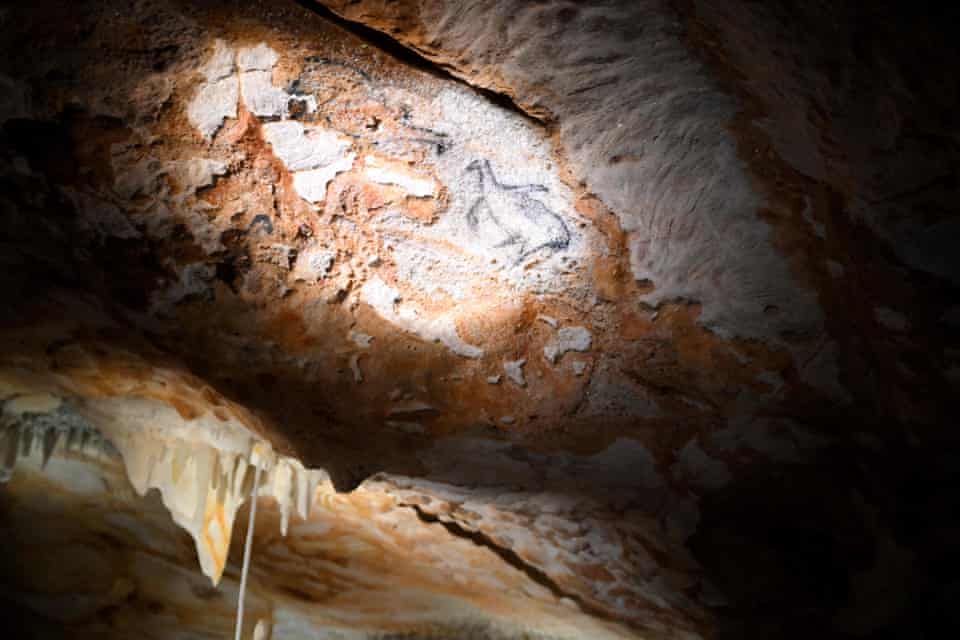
464 159 570 262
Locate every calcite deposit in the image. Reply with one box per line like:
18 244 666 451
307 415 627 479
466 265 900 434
0 0 957 638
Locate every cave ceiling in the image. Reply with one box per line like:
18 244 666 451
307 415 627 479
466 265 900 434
0 0 957 638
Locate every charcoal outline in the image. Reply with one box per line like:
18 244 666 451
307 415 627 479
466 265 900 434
464 159 571 262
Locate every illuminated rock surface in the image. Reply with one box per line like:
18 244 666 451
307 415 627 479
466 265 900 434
0 0 957 638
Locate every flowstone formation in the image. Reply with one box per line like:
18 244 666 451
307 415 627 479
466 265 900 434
1 0 958 638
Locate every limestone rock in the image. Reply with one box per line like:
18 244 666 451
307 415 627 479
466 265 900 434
0 0 956 637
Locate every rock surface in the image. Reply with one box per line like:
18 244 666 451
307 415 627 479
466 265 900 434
0 0 957 637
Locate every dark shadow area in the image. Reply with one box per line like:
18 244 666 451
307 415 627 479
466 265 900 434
691 435 960 639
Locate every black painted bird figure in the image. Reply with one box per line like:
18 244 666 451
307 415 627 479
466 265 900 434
465 159 570 262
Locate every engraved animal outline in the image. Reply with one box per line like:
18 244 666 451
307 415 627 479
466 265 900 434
464 159 571 261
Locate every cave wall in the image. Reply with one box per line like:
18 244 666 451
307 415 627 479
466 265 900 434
0 0 957 637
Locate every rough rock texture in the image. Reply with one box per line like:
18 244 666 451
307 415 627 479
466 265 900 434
0 0 958 638
1 429 633 639
315 0 824 341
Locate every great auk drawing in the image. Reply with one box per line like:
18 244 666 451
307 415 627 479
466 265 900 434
464 159 570 262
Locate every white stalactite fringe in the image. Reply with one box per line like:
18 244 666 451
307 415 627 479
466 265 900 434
2 394 329 595
235 463 262 640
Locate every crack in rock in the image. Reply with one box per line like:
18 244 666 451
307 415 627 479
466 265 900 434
401 502 614 624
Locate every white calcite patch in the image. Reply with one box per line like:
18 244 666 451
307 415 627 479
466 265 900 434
543 326 592 363
503 359 527 387
360 277 483 358
262 121 355 202
364 156 436 197
187 40 238 140
292 157 356 202
261 122 351 172
240 58 290 117
291 244 335 282
236 43 317 119
188 41 316 139
349 354 363 383
236 43 277 71
537 315 559 328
